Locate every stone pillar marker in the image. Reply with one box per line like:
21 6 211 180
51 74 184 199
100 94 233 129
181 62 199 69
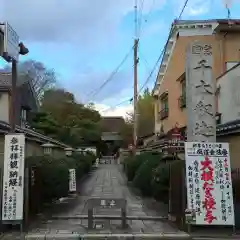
185 41 216 142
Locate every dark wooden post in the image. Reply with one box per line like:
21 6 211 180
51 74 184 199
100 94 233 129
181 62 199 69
88 209 93 229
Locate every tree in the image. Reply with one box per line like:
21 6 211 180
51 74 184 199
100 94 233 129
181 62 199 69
137 88 155 136
3 60 57 100
120 120 133 148
33 88 102 147
31 112 59 138
126 88 155 138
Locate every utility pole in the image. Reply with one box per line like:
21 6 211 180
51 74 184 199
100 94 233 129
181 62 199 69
133 0 139 154
133 39 138 153
9 42 29 133
10 59 17 132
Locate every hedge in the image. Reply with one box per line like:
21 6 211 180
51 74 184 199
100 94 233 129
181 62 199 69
123 152 171 201
26 152 95 207
123 152 152 181
151 162 170 203
132 153 162 196
71 152 94 179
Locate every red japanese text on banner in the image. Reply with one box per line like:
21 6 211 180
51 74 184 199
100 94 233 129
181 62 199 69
185 142 234 226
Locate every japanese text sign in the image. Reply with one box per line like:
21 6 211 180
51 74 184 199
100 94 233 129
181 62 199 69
2 134 25 221
88 198 126 210
3 22 19 61
69 169 76 192
185 142 234 226
186 42 216 143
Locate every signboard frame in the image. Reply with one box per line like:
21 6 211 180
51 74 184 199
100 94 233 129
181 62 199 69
87 198 127 229
2 133 25 226
1 22 19 62
185 141 235 226
69 169 76 192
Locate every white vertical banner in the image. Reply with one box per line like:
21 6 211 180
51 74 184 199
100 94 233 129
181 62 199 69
2 134 25 221
185 142 235 226
69 169 76 192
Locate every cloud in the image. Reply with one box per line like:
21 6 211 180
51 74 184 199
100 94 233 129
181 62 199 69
174 0 211 17
1 0 165 47
140 21 165 38
65 70 133 103
95 103 133 118
188 6 208 16
90 86 134 117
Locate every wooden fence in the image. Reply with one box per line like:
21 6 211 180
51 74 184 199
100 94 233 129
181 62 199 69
169 160 186 229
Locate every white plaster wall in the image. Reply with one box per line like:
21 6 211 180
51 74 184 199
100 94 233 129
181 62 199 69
217 65 240 124
155 122 161 134
0 92 9 123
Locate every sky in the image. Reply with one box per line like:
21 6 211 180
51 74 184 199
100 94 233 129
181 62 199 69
0 0 240 118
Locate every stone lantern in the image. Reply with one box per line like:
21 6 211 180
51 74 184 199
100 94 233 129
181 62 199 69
65 147 73 156
76 148 86 155
41 142 55 155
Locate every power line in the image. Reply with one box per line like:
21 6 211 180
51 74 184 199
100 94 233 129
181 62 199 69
99 98 132 113
138 0 189 94
85 45 134 103
139 51 151 70
137 0 145 38
85 1 141 106
97 0 190 115
138 0 156 39
178 0 189 20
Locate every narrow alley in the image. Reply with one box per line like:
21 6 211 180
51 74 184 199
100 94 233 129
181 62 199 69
4 161 190 239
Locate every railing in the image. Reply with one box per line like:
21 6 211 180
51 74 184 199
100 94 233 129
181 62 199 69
178 95 186 108
159 108 169 120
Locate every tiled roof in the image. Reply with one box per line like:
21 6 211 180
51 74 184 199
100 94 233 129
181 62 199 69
0 72 39 107
174 19 240 25
100 117 125 133
217 119 240 134
0 120 69 148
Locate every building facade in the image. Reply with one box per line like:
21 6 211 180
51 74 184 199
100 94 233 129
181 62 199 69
0 72 39 128
217 63 240 125
153 19 240 136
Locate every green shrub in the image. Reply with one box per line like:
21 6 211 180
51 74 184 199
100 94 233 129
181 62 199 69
132 153 162 196
26 156 70 204
151 162 170 203
72 152 94 179
123 156 135 180
40 158 69 202
26 153 95 207
123 153 152 181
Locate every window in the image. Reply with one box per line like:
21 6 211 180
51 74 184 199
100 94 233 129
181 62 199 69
178 79 186 108
162 97 168 110
216 113 221 125
226 62 239 71
159 94 169 120
181 79 186 96
20 108 27 128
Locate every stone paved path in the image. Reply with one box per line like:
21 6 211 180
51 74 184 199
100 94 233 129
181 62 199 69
30 163 183 234
2 162 189 238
